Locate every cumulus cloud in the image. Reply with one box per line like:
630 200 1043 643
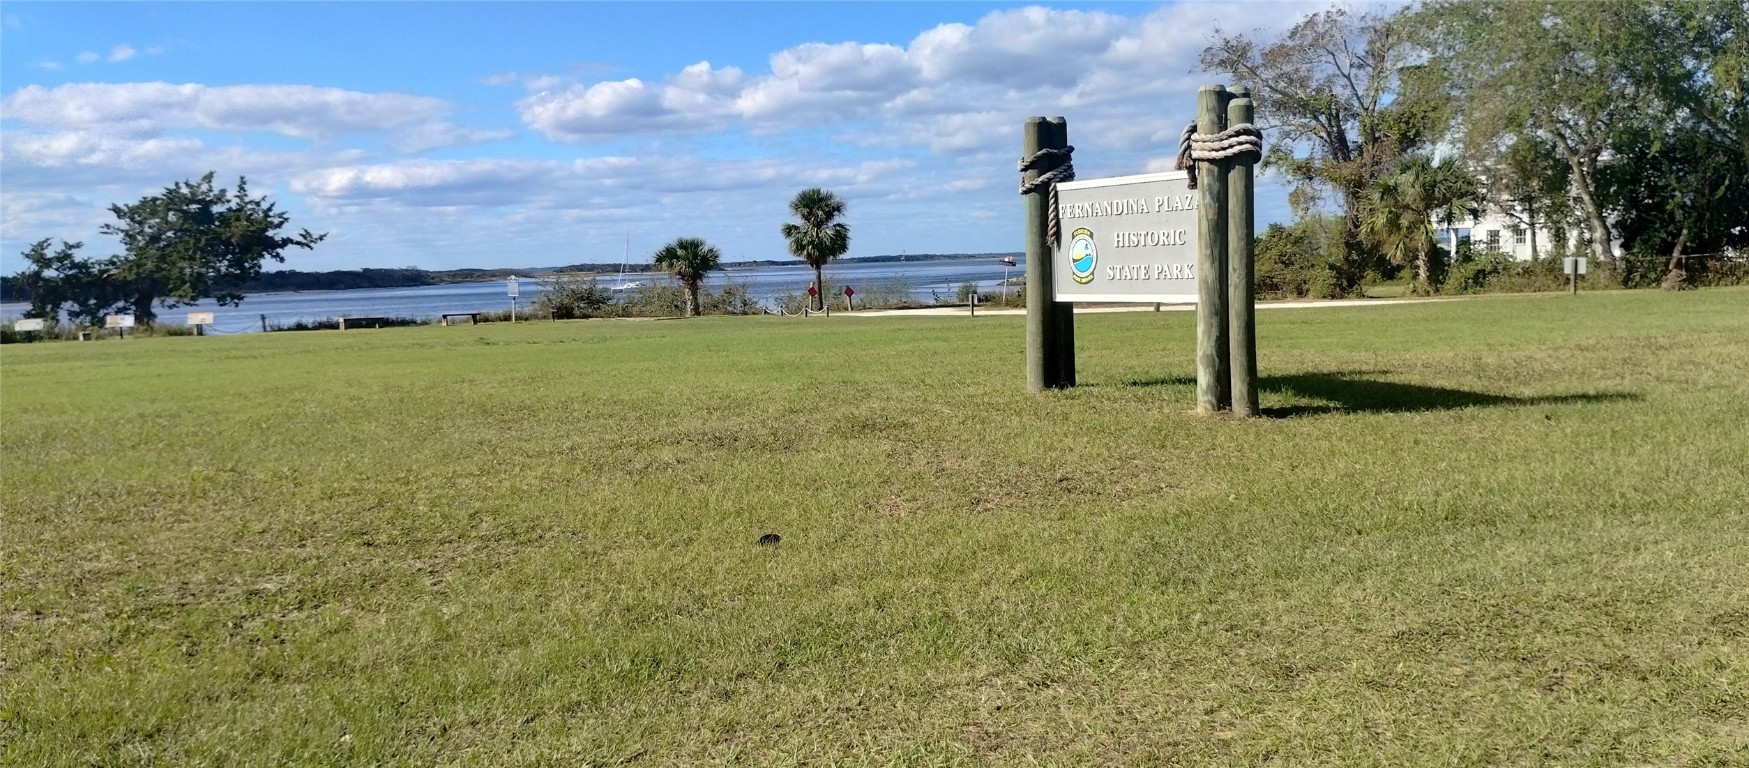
515 3 1319 155
2 82 455 139
75 51 99 64
109 44 136 62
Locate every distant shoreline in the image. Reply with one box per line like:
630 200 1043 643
1 252 1025 303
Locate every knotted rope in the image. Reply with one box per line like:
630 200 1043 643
1018 145 1075 248
1174 122 1263 189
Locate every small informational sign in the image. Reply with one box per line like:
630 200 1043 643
844 286 855 297
186 312 215 325
1563 257 1589 275
105 314 136 329
1052 171 1200 303
13 318 46 332
507 276 520 297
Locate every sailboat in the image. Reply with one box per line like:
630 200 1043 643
610 234 644 292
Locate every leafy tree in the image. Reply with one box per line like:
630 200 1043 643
1418 1 1660 264
1627 1 1748 159
98 172 326 324
1600 122 1749 287
1361 154 1481 294
651 237 721 317
1202 7 1445 295
780 188 851 311
11 239 117 325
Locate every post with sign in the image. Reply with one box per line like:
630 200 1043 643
507 276 520 322
1019 90 1257 412
105 313 136 339
187 311 214 336
13 318 46 337
1564 257 1588 296
844 285 855 312
1023 116 1074 391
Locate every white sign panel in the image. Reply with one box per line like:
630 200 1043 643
13 318 45 332
1563 257 1588 275
507 277 520 297
1052 171 1200 303
186 312 214 325
105 314 136 329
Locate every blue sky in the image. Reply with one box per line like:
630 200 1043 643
2 1 1321 272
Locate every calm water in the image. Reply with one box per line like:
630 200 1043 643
0 256 1026 332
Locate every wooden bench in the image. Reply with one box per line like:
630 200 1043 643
439 312 483 326
338 316 391 330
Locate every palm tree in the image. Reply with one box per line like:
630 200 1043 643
780 188 850 311
1362 155 1480 294
651 237 721 317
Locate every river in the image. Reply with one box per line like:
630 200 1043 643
0 255 1027 332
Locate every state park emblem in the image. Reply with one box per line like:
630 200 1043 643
1067 227 1096 284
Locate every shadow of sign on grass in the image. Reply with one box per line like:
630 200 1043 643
1126 371 1641 416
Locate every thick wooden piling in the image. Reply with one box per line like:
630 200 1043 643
1195 86 1230 414
1047 117 1076 388
1227 87 1259 417
1024 116 1073 391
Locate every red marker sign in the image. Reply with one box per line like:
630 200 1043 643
844 286 855 297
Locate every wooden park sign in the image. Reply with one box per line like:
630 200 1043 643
1052 172 1200 304
1021 84 1261 416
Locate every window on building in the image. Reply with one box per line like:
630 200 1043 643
1487 229 1501 250
1513 226 1527 246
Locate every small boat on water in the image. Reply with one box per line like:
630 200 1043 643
610 234 644 291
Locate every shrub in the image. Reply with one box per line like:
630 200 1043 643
537 273 614 319
701 280 763 315
1256 219 1345 299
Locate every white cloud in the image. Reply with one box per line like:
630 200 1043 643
2 82 463 140
387 122 516 153
289 153 917 210
514 2 1321 155
75 51 99 64
109 44 136 62
33 60 62 71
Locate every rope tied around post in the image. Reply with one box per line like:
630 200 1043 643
1174 122 1262 189
1018 145 1075 248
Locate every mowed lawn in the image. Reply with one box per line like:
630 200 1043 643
3 288 1747 766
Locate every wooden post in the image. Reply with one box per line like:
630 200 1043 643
1047 117 1077 389
1226 87 1259 417
259 314 268 333
1195 85 1230 414
1023 116 1068 392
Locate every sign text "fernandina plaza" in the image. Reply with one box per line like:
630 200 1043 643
1051 171 1200 303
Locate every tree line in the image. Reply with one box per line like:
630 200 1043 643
1202 0 1746 295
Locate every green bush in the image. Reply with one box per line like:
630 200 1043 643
701 280 763 316
1256 219 1345 299
621 281 686 317
536 273 615 319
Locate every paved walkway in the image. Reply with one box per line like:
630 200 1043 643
841 296 1446 318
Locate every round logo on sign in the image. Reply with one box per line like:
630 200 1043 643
1067 227 1097 285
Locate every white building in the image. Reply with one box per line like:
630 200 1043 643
1434 207 1621 261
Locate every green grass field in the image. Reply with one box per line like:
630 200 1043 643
4 289 1747 766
